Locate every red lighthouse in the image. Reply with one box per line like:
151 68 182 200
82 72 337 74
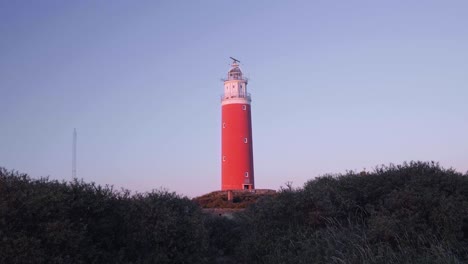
221 58 254 190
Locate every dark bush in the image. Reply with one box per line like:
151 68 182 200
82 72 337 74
235 161 468 263
0 168 208 264
2 161 467 263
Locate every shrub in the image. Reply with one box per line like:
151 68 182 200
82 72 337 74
0 168 209 264
235 162 468 263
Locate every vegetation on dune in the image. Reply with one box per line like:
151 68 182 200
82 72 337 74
236 161 468 263
0 168 209 263
193 190 276 209
1 161 468 263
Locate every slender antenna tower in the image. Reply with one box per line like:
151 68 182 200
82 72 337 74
72 128 77 179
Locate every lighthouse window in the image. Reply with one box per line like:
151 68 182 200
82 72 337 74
242 105 247 110
244 138 248 143
223 123 226 128
223 156 226 162
245 172 249 177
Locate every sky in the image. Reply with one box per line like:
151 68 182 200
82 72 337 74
1 0 467 197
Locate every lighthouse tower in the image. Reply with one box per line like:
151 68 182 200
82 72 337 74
221 58 254 190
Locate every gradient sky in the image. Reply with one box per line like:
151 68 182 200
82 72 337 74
1 1 467 197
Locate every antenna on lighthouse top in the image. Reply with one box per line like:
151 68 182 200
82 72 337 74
229 57 240 63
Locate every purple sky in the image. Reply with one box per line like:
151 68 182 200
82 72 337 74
1 1 467 197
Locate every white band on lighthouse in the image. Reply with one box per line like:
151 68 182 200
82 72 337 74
221 97 251 106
